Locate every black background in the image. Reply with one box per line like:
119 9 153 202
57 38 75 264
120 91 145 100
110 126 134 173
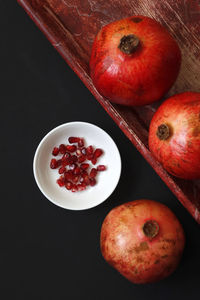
1 2 200 299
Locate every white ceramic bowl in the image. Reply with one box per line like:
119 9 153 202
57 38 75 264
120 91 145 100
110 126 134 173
33 122 121 210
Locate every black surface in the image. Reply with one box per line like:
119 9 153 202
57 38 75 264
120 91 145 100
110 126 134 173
1 2 200 299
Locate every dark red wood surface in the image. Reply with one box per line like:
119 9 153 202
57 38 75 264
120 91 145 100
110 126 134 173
17 0 200 222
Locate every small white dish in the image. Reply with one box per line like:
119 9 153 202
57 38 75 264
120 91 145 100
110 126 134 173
33 122 121 210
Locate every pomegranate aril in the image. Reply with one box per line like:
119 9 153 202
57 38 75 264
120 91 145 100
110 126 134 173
90 178 96 186
87 153 93 160
59 144 66 154
82 174 90 185
91 157 97 165
61 153 70 161
58 166 66 174
57 177 65 187
78 155 86 163
76 149 82 156
68 136 80 144
65 181 73 190
52 147 59 156
78 138 84 147
71 184 78 192
66 145 77 152
90 168 97 178
71 155 78 163
80 163 89 170
86 145 94 155
50 159 58 169
77 183 87 191
72 175 80 183
74 166 81 175
94 148 103 158
64 170 73 181
97 165 106 171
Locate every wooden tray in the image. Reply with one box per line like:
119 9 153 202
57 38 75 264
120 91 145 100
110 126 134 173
17 0 200 222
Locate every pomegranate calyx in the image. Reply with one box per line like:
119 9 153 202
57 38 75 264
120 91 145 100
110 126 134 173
118 34 140 55
156 124 170 140
143 220 159 238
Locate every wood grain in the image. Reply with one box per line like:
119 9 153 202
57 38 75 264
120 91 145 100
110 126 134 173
17 0 200 222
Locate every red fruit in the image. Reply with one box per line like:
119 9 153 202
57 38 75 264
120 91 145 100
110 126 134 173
87 153 93 161
77 183 87 191
65 181 73 190
71 184 78 192
86 145 94 155
89 178 96 186
50 159 58 169
97 165 106 171
93 148 103 158
81 147 87 155
58 166 66 174
80 163 89 170
68 136 80 144
59 144 66 154
56 176 65 187
90 16 181 106
82 174 90 185
78 138 84 147
90 168 97 178
100 199 185 284
64 170 73 181
52 147 59 156
78 155 87 163
149 92 200 179
74 166 81 175
68 164 77 171
91 157 97 165
66 145 77 152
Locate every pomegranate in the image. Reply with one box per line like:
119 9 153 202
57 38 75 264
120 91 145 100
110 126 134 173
149 92 200 179
100 199 185 284
90 16 181 106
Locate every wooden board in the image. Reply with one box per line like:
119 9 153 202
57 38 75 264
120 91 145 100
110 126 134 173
17 0 200 222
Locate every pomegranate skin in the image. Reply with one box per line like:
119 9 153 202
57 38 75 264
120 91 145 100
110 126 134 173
100 199 185 284
149 92 200 179
90 16 181 106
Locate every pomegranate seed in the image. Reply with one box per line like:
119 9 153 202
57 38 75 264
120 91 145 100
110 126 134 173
52 147 59 156
81 147 87 155
90 178 96 186
76 149 82 156
83 175 90 185
65 181 73 190
50 159 58 169
61 153 71 166
77 183 87 191
97 165 106 171
94 148 103 158
57 177 65 187
87 153 93 160
90 168 97 178
57 159 62 167
74 166 81 175
78 155 86 163
62 153 70 161
58 166 66 174
59 144 66 154
78 138 84 147
72 175 79 183
71 155 78 163
66 145 77 152
64 170 73 181
80 163 89 170
68 136 80 144
91 157 97 165
71 184 78 192
86 145 94 155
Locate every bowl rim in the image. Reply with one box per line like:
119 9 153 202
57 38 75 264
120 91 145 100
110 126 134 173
33 121 122 210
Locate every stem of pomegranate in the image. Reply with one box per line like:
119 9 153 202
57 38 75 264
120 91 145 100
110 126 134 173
143 220 159 238
118 34 140 54
156 124 170 140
